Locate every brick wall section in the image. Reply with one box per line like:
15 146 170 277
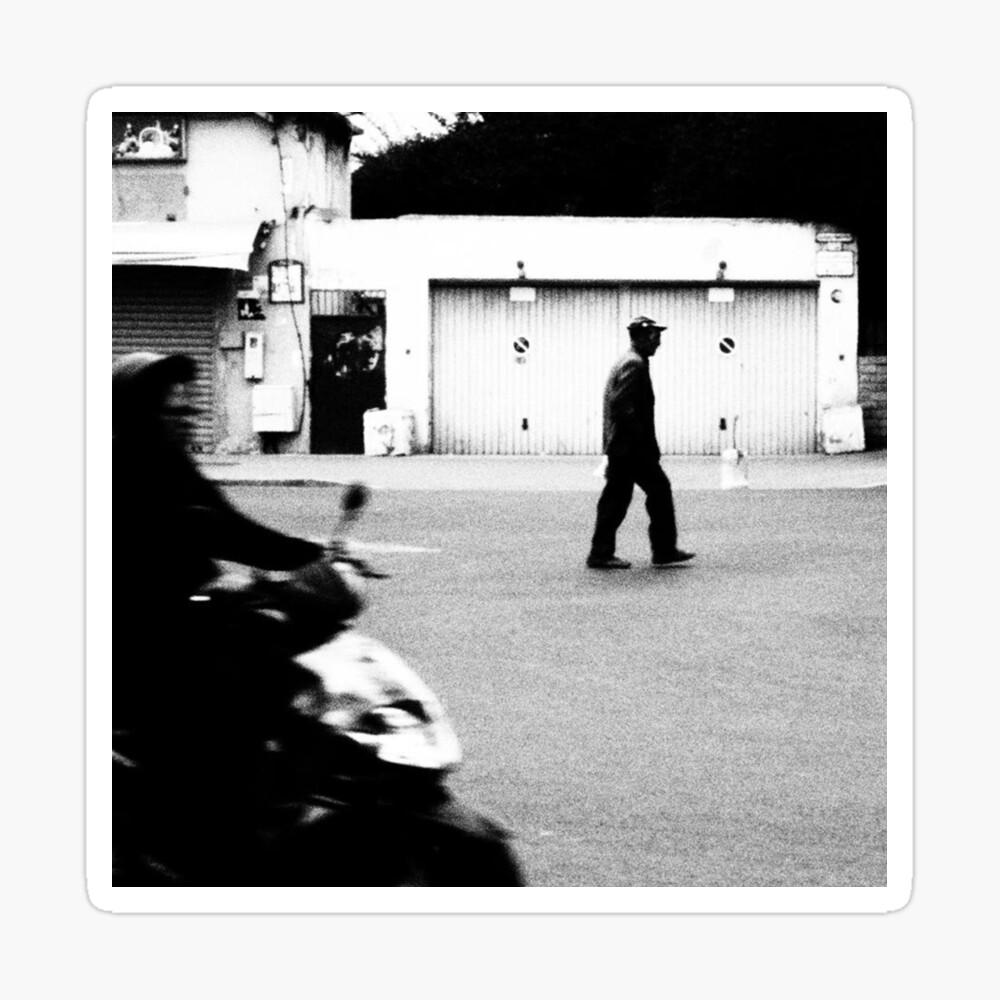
858 356 887 449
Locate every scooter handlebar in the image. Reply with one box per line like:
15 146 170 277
321 540 389 580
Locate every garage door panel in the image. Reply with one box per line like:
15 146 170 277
432 283 817 456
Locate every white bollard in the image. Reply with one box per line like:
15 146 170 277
720 447 749 489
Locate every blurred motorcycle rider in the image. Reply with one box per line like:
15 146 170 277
113 352 324 627
112 352 342 884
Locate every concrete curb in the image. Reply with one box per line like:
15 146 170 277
198 452 888 493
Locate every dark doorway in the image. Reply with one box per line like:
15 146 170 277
309 294 386 453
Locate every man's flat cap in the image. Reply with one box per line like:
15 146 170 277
628 315 667 333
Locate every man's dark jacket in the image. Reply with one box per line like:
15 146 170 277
602 346 660 460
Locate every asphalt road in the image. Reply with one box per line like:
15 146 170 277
225 483 887 888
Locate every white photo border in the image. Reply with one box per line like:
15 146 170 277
88 84 912 914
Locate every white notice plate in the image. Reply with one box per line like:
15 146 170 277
816 250 856 277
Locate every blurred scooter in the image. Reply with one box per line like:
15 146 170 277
115 483 525 887
252 482 525 886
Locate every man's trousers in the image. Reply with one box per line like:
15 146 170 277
588 453 678 560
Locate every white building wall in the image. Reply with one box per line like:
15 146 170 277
184 116 351 225
305 216 860 453
816 274 860 406
184 117 284 223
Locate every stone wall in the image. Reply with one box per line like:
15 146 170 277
858 356 887 450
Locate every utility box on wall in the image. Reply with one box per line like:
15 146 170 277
244 331 265 380
252 385 297 433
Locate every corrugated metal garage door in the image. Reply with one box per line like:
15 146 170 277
112 266 225 452
431 283 817 455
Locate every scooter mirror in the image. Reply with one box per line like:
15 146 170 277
341 482 370 516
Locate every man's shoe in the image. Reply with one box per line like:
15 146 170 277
651 549 696 566
586 555 632 569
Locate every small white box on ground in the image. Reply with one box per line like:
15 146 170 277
252 385 297 433
820 404 866 454
363 408 416 456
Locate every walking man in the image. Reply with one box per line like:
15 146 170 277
586 316 695 570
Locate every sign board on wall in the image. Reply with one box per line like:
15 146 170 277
816 250 856 277
237 292 265 320
510 286 537 303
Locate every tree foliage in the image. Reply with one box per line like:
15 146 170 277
352 113 887 339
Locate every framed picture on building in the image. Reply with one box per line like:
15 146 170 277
269 260 305 303
111 114 187 162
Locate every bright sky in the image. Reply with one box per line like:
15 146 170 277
347 112 479 160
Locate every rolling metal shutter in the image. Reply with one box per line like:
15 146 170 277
630 284 818 456
431 283 818 456
112 266 224 452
